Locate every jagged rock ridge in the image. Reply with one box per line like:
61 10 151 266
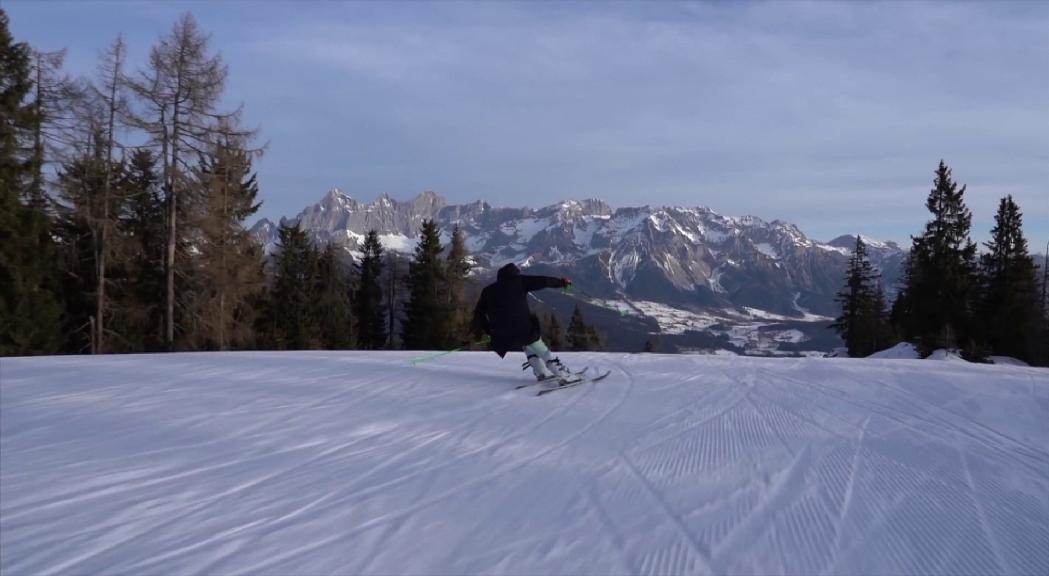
251 189 906 318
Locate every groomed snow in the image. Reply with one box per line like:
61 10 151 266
2 353 1048 575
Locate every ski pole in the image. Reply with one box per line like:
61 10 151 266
533 285 626 316
408 337 489 366
570 287 629 317
531 284 627 317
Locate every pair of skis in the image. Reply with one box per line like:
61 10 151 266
515 366 612 396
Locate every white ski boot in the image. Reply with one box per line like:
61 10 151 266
523 354 557 384
544 357 577 384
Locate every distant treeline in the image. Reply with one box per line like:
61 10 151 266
831 161 1048 366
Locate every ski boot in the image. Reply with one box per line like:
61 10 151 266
522 354 556 383
544 357 579 384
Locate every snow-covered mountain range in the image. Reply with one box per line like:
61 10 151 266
251 190 907 354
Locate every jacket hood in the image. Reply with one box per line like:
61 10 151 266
497 263 520 282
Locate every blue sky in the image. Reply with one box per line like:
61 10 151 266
7 1 1048 250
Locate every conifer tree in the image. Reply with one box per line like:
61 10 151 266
113 149 165 351
50 42 130 354
871 281 892 350
831 237 891 356
317 242 354 349
263 224 321 349
128 13 256 349
543 312 564 350
977 196 1044 364
895 161 978 355
53 129 124 353
445 224 472 344
0 11 62 355
354 231 387 350
188 135 264 350
401 219 450 349
567 304 601 351
587 323 603 351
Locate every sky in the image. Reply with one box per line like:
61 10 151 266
7 0 1049 250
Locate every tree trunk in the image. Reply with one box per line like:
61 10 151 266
31 55 44 201
89 316 97 355
219 292 226 350
219 162 229 350
97 221 106 353
387 254 397 349
166 188 176 348
165 53 187 350
96 40 123 354
1042 242 1048 317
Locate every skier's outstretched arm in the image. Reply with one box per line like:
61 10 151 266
521 275 570 293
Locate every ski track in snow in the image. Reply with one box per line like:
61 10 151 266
2 352 1048 575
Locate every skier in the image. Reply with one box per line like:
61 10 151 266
471 263 576 384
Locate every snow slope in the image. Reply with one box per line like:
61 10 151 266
2 353 1048 575
869 343 921 360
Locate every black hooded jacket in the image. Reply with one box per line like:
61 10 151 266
471 263 566 357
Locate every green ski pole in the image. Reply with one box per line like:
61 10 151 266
571 287 628 317
408 337 489 366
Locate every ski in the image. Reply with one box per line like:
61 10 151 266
515 366 588 390
536 370 612 396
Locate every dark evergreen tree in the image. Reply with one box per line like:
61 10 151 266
895 161 978 356
113 149 165 351
317 242 354 349
262 224 321 349
0 10 62 355
830 237 892 357
543 312 564 350
52 129 123 353
445 223 472 344
384 251 400 349
977 196 1044 364
187 136 265 350
870 281 892 352
401 219 450 349
354 230 387 350
566 304 601 351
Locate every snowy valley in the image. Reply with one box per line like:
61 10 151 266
2 352 1047 575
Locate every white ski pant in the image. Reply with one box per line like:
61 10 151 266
523 339 555 362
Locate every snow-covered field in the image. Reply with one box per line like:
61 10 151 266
2 352 1048 575
595 299 828 355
